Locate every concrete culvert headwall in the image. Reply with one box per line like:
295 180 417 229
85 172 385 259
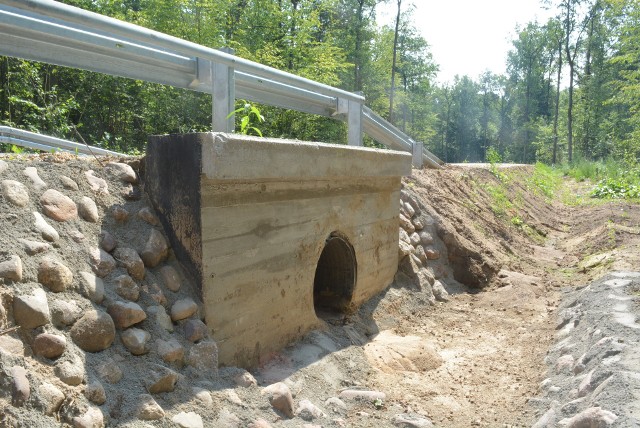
146 132 411 367
313 232 357 313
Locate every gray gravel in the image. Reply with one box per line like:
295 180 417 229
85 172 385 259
530 271 640 427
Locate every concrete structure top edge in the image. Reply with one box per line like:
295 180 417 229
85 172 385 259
196 132 412 181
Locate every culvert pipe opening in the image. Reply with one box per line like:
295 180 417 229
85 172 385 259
313 232 357 314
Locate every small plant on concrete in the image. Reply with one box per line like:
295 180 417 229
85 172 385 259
227 100 265 137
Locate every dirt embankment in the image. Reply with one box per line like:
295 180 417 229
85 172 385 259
0 158 638 428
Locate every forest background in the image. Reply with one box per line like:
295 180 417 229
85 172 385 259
1 0 639 166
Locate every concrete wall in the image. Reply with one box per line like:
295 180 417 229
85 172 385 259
147 132 411 367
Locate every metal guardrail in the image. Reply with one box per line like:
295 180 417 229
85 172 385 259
0 0 443 168
0 126 125 157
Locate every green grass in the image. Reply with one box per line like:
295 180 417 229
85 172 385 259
529 162 563 199
555 158 640 201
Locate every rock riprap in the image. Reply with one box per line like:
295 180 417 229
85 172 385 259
38 257 73 292
13 288 50 329
2 179 29 207
40 189 78 221
70 309 116 352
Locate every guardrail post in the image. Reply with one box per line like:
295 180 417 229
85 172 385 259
412 142 424 169
347 95 363 146
212 48 235 132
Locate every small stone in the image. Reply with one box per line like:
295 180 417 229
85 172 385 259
412 218 424 230
79 271 105 304
339 390 386 401
414 245 428 264
50 299 82 327
122 184 142 201
556 354 575 374
99 231 117 252
187 340 218 372
108 301 146 329
403 201 416 217
60 175 79 190
558 407 617 427
33 333 66 359
143 282 167 306
121 327 151 355
111 205 129 222
432 280 450 302
10 366 30 407
72 406 104 428
171 298 198 321
2 180 29 206
226 390 244 406
0 336 25 357
193 387 213 406
234 370 258 388
145 364 178 394
13 288 50 329
392 413 433 427
137 207 160 226
159 265 181 292
136 394 164 420
69 229 85 242
296 399 325 421
115 274 140 301
55 359 84 386
424 248 440 260
409 233 421 247
0 255 22 282
140 229 169 268
399 228 411 244
85 170 108 194
217 409 241 428
399 241 413 260
156 338 184 364
19 238 50 255
262 382 294 418
97 359 123 384
0 159 7 174
411 253 424 268
70 309 115 352
249 419 273 428
147 306 173 332
88 247 116 277
183 319 207 342
78 196 99 222
40 189 78 221
172 412 203 428
419 231 434 245
38 382 65 415
578 369 595 397
38 257 73 292
85 381 106 405
34 211 59 241
399 213 415 234
113 247 145 281
325 397 347 412
23 166 46 190
106 162 137 184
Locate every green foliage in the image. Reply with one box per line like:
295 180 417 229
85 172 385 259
228 101 265 137
529 162 562 199
486 147 502 164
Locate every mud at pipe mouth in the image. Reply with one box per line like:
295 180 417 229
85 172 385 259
313 232 357 314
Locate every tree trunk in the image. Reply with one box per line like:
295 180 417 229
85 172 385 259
552 39 562 164
354 0 365 91
389 0 401 124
